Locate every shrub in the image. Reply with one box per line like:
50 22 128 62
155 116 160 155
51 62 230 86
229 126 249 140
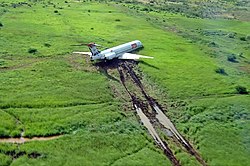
208 41 218 47
54 10 58 13
141 7 152 12
215 67 227 75
0 22 3 27
240 36 246 41
246 35 250 41
235 85 248 94
44 43 51 47
227 33 235 38
227 54 237 62
115 19 121 22
239 53 244 58
28 48 37 54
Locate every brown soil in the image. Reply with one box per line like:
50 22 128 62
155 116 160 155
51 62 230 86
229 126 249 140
95 59 207 166
0 135 62 144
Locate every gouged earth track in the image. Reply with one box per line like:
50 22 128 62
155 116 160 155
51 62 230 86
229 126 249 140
115 60 207 166
117 64 180 166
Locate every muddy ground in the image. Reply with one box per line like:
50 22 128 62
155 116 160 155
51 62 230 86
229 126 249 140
95 59 207 166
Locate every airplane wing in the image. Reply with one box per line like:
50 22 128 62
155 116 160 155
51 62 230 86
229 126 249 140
118 53 154 60
73 52 92 56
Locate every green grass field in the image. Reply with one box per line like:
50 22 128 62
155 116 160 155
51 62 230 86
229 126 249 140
1 0 250 165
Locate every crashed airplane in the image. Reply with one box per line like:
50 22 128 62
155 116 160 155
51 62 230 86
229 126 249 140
73 40 153 61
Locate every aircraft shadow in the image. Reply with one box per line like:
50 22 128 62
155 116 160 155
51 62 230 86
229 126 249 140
139 61 159 70
94 59 121 82
94 59 158 82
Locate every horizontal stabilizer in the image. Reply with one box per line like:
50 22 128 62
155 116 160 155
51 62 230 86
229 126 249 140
118 53 154 60
73 52 92 56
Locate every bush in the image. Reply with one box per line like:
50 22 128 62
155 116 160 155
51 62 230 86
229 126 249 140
246 35 250 41
235 85 248 94
239 52 244 58
215 67 227 75
115 19 121 22
208 41 218 47
0 22 3 27
227 33 235 38
54 10 58 13
227 54 237 62
240 36 246 41
44 43 51 47
28 48 37 54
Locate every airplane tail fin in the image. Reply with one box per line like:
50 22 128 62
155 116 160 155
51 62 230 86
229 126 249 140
87 43 101 56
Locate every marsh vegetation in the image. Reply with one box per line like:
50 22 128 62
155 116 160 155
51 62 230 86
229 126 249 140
0 0 249 165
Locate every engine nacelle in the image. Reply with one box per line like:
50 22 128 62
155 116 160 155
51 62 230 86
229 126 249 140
104 52 117 60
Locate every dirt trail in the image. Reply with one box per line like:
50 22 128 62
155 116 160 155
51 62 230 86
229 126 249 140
117 63 180 166
121 61 207 166
152 100 206 166
0 135 61 144
134 104 167 150
106 60 207 166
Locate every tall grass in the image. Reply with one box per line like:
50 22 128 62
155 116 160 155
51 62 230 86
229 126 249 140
0 0 249 165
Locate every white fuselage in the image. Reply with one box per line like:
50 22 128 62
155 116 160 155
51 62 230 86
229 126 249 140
91 40 143 60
